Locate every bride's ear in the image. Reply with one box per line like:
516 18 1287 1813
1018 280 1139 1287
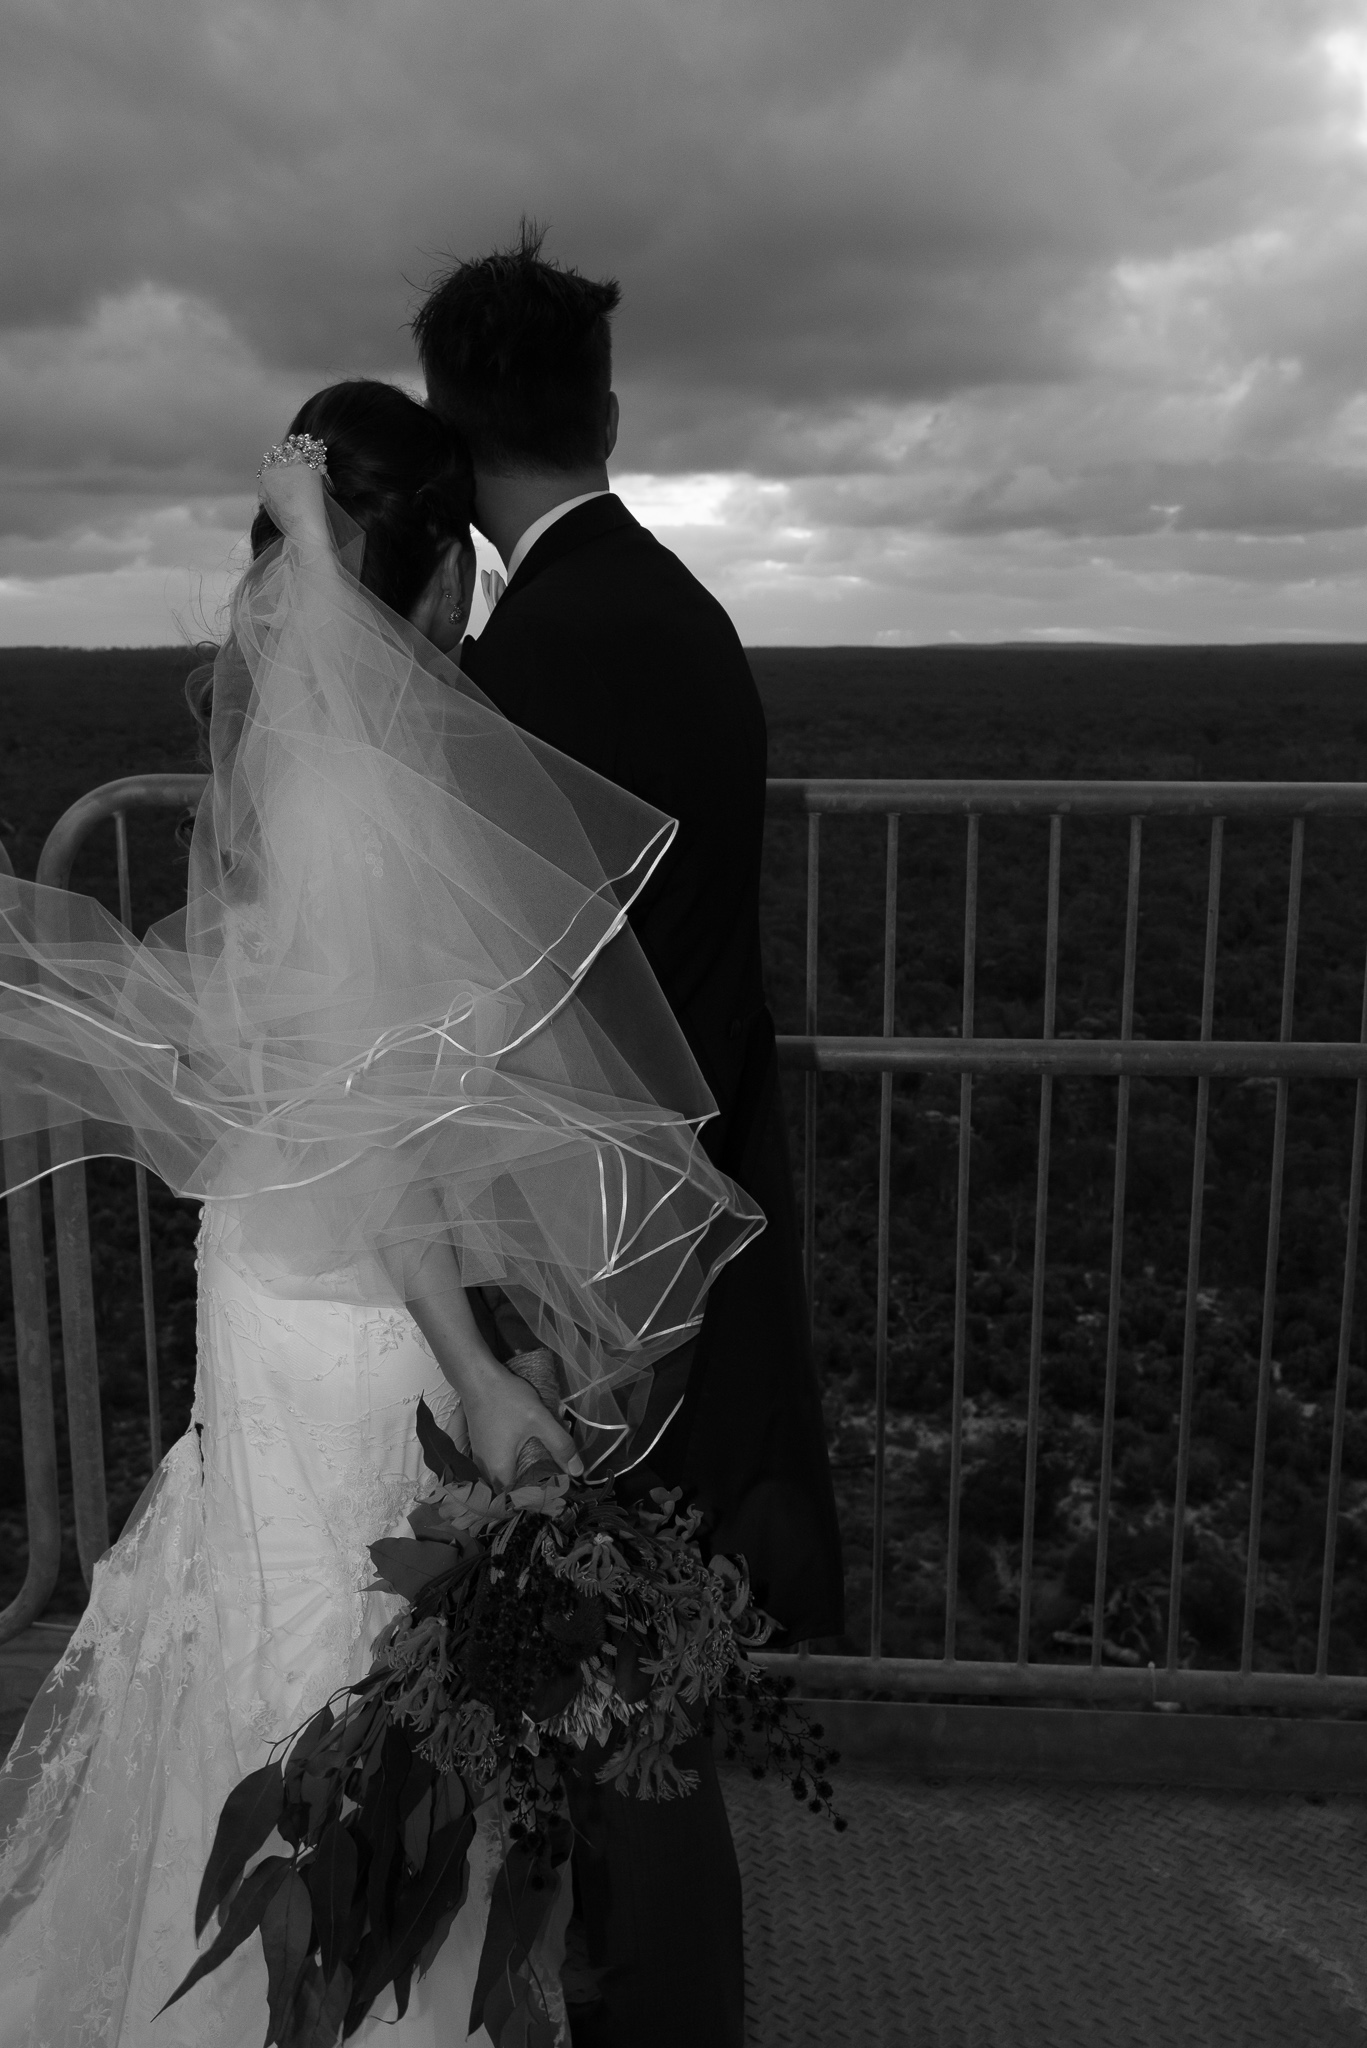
411 537 477 653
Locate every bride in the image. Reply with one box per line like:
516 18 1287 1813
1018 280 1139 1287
0 383 761 2046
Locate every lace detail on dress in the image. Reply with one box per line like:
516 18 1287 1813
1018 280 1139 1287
0 1209 563 2047
0 1436 239 2047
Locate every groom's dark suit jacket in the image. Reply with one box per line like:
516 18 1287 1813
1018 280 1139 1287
460 494 842 1640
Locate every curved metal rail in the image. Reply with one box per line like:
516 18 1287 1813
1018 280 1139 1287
25 775 204 1601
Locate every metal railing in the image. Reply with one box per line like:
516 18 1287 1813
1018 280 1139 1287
764 779 1367 1711
0 774 205 1640
6 772 1367 1719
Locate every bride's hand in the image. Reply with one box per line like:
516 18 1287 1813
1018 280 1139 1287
462 1356 583 1490
258 457 332 551
382 1233 584 1488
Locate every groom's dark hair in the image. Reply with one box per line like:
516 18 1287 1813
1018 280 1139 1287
413 221 620 473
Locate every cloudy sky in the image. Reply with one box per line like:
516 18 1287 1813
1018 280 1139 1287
5 0 1367 645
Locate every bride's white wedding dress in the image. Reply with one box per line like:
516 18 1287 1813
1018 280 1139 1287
0 473 761 2047
0 1201 568 2046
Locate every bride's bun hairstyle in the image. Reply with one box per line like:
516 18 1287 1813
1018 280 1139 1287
413 218 620 473
249 379 474 617
186 379 473 758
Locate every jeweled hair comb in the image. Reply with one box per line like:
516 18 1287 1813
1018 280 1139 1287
257 432 330 485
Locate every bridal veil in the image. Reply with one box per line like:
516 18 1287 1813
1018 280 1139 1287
0 508 762 1462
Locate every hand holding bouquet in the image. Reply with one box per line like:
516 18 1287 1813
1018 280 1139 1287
161 1399 841 2048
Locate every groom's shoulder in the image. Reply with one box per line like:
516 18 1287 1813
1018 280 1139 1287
488 496 758 736
587 513 748 662
528 499 741 642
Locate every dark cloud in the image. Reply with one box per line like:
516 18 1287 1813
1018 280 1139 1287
3 0 1367 639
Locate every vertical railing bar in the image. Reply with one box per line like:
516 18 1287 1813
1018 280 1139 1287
1018 813 1061 1664
1092 814 1142 1667
115 810 162 1472
1167 815 1223 1670
113 805 133 932
0 835 62 1642
1242 814 1303 1673
49 1128 108 1581
944 813 978 1661
133 1169 161 1469
0 1130 62 1644
1317 940 1367 1675
34 873 108 1583
870 813 899 1661
803 811 820 1329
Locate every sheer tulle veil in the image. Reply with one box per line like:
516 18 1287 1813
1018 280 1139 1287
0 502 762 1464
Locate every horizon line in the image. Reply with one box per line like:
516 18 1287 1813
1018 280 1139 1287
2 638 1367 657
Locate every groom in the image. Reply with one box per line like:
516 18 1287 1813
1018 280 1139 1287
413 226 842 2048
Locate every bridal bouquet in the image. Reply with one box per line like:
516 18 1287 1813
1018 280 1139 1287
161 1401 841 2048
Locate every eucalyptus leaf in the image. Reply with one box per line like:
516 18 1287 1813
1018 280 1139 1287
286 1702 336 1773
262 1869 315 2046
215 1867 243 1931
405 1500 466 1544
391 1965 412 2021
306 1963 352 2048
300 1766 339 1843
339 1933 378 2040
415 1397 481 1486
280 1956 325 2048
363 1727 411 1942
481 1959 561 2048
414 1898 460 1982
393 1748 433 1872
430 1771 467 1834
194 1761 285 1936
469 1841 561 2041
333 1699 383 1765
156 1855 292 2015
304 1820 359 1983
368 1537 469 1604
349 1815 475 2020
401 1785 432 1872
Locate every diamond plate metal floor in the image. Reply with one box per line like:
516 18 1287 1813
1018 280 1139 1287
723 1766 1367 2048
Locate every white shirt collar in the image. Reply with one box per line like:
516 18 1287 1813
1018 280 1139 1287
505 491 610 582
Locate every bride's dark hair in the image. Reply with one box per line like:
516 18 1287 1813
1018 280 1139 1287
187 380 474 754
249 380 475 613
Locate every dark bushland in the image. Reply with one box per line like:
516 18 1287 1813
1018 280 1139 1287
5 641 1367 1670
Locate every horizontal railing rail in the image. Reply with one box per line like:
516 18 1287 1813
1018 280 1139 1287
768 777 1367 817
6 769 1367 1722
779 1037 1367 1078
